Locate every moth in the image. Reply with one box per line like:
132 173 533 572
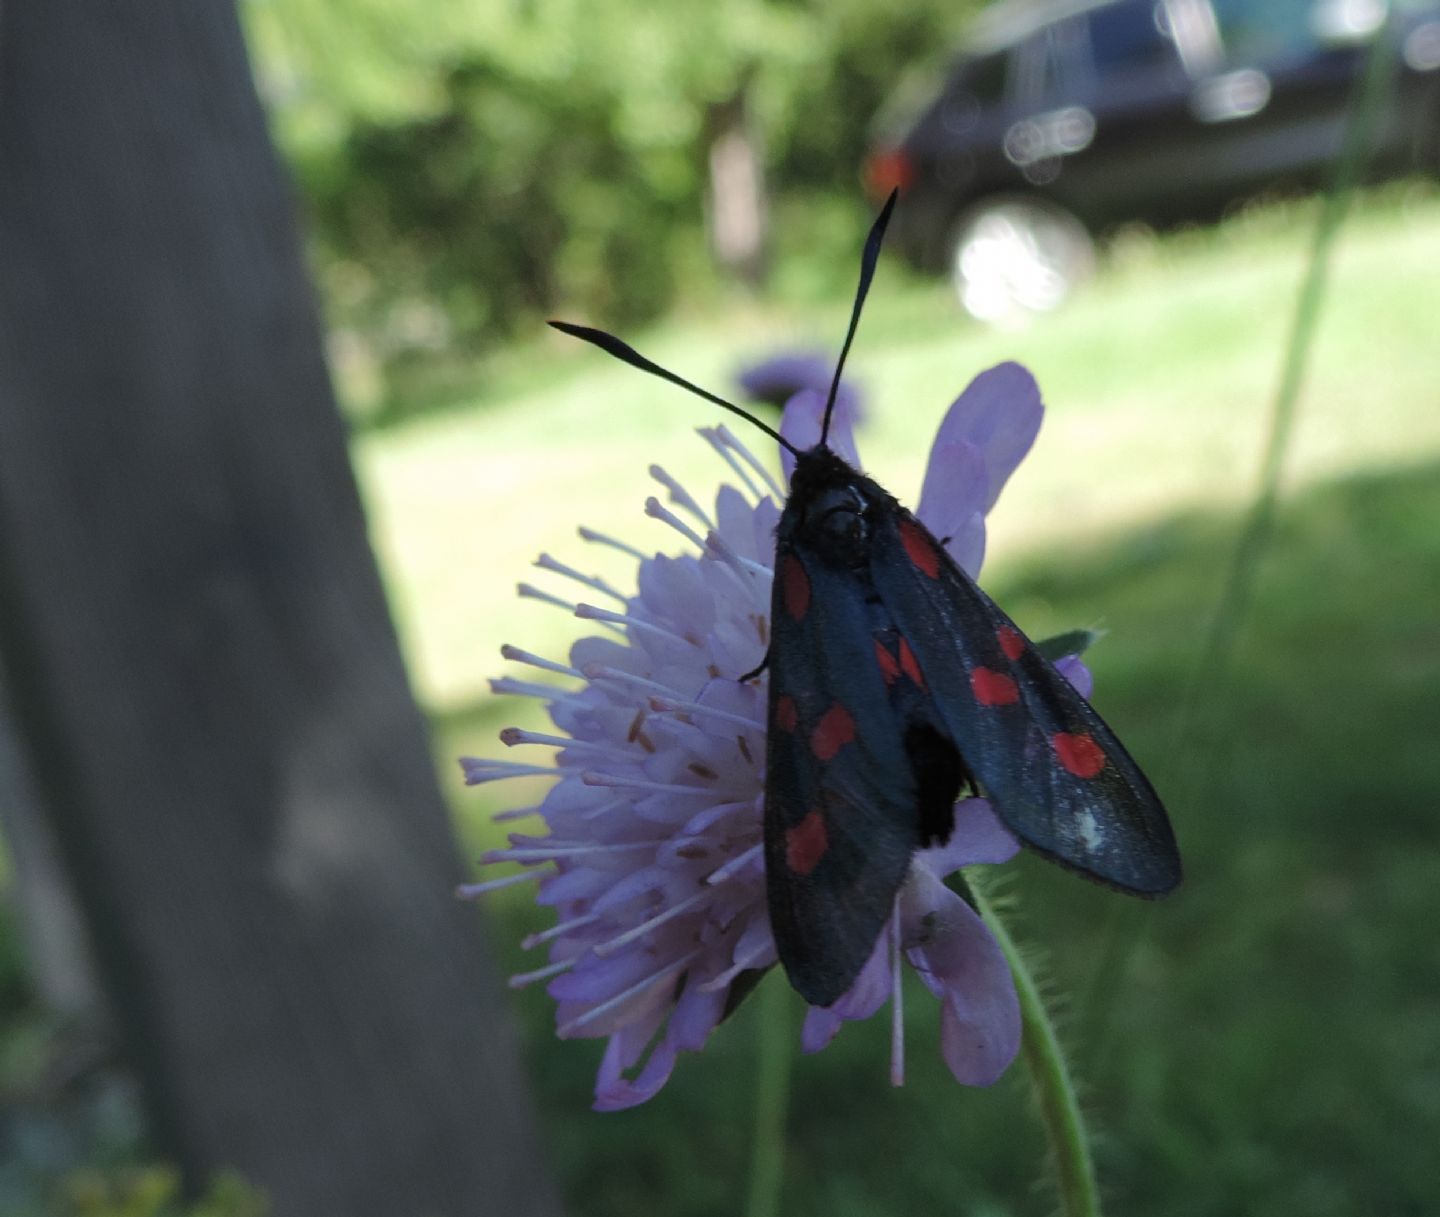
551 191 1181 1009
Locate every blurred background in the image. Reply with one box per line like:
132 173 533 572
1 0 1439 1213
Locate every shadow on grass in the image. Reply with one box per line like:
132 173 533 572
443 456 1440 1217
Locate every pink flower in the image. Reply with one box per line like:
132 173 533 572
463 360 1078 1110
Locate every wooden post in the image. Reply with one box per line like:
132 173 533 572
0 5 563 1215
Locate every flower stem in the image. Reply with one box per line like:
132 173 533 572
973 881 1100 1217
744 973 793 1217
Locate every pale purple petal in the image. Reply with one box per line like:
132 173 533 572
801 1004 843 1053
780 388 861 482
668 980 726 1052
905 890 1020 1086
928 362 1043 514
826 931 893 1021
593 1033 680 1111
916 438 989 578
917 799 1020 875
1055 654 1093 699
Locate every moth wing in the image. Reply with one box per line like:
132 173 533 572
764 549 921 1008
869 510 1181 895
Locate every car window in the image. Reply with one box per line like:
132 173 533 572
1012 15 1089 106
1210 0 1321 63
963 51 1010 104
1087 0 1184 74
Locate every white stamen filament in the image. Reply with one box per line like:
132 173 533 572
649 464 714 529
579 796 628 822
592 886 711 958
500 727 610 755
456 867 553 898
523 911 602 949
535 552 627 603
488 840 654 863
890 911 905 1087
646 693 762 731
699 427 762 501
578 525 647 561
703 529 770 583
491 804 543 823
644 496 707 552
714 423 784 501
705 842 763 884
501 644 583 678
557 947 703 1036
574 603 698 647
510 955 580 989
490 677 586 704
584 664 685 701
699 938 773 991
582 772 719 796
460 758 559 785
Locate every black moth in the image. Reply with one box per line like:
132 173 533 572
551 191 1181 1009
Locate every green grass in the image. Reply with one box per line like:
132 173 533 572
352 182 1440 1215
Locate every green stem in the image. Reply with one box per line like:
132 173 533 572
1174 13 1397 763
744 973 793 1217
973 881 1100 1217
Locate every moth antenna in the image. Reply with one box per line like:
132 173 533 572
549 321 802 460
820 189 898 449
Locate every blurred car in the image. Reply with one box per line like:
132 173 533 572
866 0 1440 319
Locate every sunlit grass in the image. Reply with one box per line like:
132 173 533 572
353 182 1440 724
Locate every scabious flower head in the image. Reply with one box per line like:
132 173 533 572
463 359 1080 1110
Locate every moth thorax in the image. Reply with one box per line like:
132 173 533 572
805 484 873 566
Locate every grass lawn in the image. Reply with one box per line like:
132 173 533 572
350 182 1440 1215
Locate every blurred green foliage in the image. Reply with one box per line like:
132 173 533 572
244 0 978 416
53 1171 265 1217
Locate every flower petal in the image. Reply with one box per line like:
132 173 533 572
801 1004 844 1053
915 438 989 578
916 799 1020 875
735 351 834 407
904 890 1020 1086
925 362 1042 515
1055 654 1093 699
779 388 861 482
593 1032 680 1111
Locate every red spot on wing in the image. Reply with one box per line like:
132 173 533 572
781 554 810 620
971 667 1019 706
899 518 942 579
998 625 1026 661
1052 732 1106 778
785 809 828 875
874 639 901 685
897 636 925 689
774 694 798 732
810 703 856 760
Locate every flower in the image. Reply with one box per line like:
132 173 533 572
462 359 1072 1110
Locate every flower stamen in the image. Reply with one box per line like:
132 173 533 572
574 603 699 646
460 757 559 785
644 496 707 551
649 465 714 529
591 886 711 957
535 553 628 603
557 948 703 1037
578 525 648 561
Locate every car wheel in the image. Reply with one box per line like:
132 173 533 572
949 197 1095 322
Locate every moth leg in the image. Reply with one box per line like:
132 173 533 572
738 650 770 682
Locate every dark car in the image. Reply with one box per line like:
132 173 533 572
866 0 1440 319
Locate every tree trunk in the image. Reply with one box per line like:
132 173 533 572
705 77 769 289
0 5 563 1215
